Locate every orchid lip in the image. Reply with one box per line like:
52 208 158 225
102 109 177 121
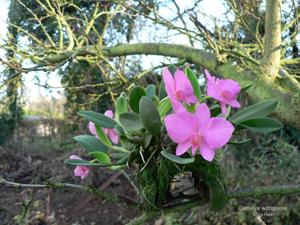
221 90 234 100
191 135 203 147
174 90 185 100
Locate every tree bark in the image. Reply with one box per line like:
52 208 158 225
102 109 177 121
263 0 282 81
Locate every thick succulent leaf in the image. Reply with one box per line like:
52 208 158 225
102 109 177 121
185 68 201 100
239 117 283 133
159 80 167 100
65 159 104 166
95 125 111 147
145 84 156 99
161 151 194 164
119 112 144 132
77 111 116 128
73 135 107 153
158 97 172 117
129 86 146 113
229 100 278 124
89 151 111 164
139 96 162 137
115 95 128 122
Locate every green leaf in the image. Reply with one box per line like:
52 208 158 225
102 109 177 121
115 95 128 122
159 79 167 100
188 156 227 211
228 138 251 145
241 83 252 92
158 97 172 117
119 112 144 132
95 125 111 147
145 84 156 99
185 68 201 100
117 154 129 164
89 151 111 164
115 124 125 135
210 104 221 117
64 159 102 166
73 135 107 153
167 64 177 74
157 159 169 205
129 86 146 113
78 111 116 128
161 151 194 164
229 100 278 124
208 179 228 211
239 117 283 133
143 132 153 148
139 96 162 137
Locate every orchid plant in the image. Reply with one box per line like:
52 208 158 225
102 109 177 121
65 66 283 210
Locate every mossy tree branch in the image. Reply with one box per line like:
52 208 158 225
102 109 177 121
42 43 300 129
127 184 300 225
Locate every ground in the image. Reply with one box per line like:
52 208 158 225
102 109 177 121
0 143 138 225
1 122 300 225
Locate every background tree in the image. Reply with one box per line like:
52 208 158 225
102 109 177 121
1 0 298 129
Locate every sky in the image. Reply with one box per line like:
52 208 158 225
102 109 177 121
0 0 228 103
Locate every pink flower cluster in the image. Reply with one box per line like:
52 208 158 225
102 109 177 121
163 68 240 161
71 110 119 180
205 69 241 115
69 155 90 179
88 110 119 144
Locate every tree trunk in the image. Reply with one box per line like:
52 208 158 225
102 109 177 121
262 0 282 81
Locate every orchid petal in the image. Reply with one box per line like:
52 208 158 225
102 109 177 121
74 166 90 179
174 69 194 96
204 118 234 150
164 112 196 143
195 103 211 132
184 95 198 103
229 99 241 108
207 79 222 101
176 141 191 156
104 110 114 119
217 79 241 96
200 144 215 161
204 69 214 81
169 93 186 113
108 129 119 144
163 68 175 93
88 122 97 136
220 102 227 115
191 145 198 156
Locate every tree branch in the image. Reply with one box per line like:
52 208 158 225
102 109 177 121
41 43 300 129
0 177 136 205
262 0 282 81
127 184 300 225
2 177 300 224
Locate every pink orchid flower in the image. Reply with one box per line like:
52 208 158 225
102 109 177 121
70 155 90 179
88 110 119 144
164 103 234 161
204 69 241 115
163 68 197 112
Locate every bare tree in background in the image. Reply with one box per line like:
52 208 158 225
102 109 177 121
0 0 299 128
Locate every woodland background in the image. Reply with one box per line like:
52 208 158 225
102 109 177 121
0 0 300 224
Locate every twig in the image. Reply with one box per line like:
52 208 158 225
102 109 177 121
0 176 136 205
3 177 300 224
